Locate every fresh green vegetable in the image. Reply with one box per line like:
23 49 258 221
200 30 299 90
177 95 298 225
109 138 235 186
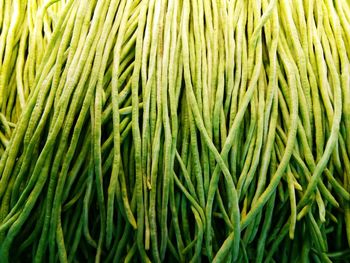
1 0 350 262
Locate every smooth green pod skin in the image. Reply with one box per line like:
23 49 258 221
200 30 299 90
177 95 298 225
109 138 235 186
106 0 134 249
130 0 151 261
47 0 114 258
241 28 299 235
33 4 93 261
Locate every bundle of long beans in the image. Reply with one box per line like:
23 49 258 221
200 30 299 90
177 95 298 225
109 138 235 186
0 0 65 153
1 0 350 262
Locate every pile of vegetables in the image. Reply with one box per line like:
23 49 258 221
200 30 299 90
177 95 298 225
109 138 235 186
0 0 65 153
1 0 350 262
